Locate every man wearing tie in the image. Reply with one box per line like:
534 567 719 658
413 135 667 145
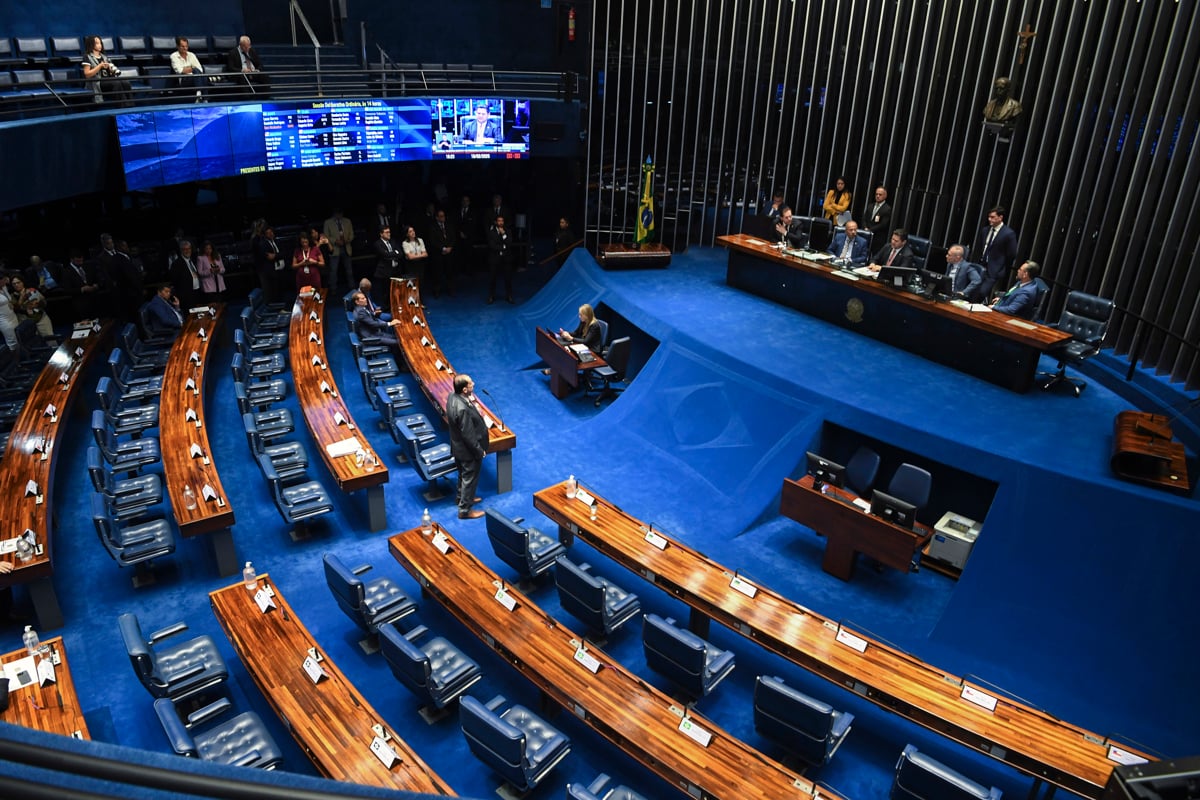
427 208 456 298
144 284 184 337
373 226 402 305
446 373 488 520
462 103 501 144
773 207 808 249
168 239 202 310
225 35 268 95
973 206 1018 298
867 229 914 275
252 225 284 304
322 208 354 291
944 245 984 301
828 220 869 266
864 185 893 241
372 202 393 235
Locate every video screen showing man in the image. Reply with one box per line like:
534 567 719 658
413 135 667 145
462 101 503 145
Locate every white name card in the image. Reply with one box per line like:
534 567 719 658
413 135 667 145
435 359 446 371
432 532 452 554
835 628 869 653
644 528 668 550
1107 744 1149 766
406 280 415 289
370 736 401 769
189 351 201 364
254 587 277 613
421 335 433 348
575 489 595 507
189 443 203 459
960 684 998 712
407 295 417 306
302 654 326 683
58 372 70 385
307 332 319 344
309 310 319 321
25 479 38 497
197 327 207 340
412 315 422 326
32 437 45 454
677 717 713 747
312 355 325 369
333 411 351 428
74 346 84 358
44 404 57 419
201 484 217 501
494 586 517 611
37 658 57 686
319 380 336 396
574 647 601 673
730 575 758 598
852 497 871 512
185 377 197 394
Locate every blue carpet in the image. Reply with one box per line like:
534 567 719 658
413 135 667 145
21 246 1200 799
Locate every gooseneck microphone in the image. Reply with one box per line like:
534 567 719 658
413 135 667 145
480 387 506 432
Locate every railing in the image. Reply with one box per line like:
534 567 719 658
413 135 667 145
289 0 323 95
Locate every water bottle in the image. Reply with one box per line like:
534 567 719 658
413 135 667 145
421 508 433 535
589 500 598 521
565 474 577 499
23 625 40 657
242 561 257 592
14 536 33 562
183 484 197 510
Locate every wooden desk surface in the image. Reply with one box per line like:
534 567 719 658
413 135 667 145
717 233 1071 351
780 475 933 580
209 575 453 794
0 637 90 739
290 290 389 493
160 305 235 536
533 481 1146 799
0 322 113 587
388 278 516 455
389 526 826 800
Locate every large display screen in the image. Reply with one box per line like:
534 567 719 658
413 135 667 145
116 97 530 191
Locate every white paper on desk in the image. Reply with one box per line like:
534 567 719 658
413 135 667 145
4 656 38 689
25 480 38 497
0 540 14 554
202 484 217 501
836 627 869 653
185 408 198 422
37 658 56 685
967 303 993 313
482 414 494 429
189 351 200 363
371 736 401 768
189 306 211 316
852 498 871 511
960 684 998 712
189 443 203 459
309 332 320 343
70 329 89 340
1107 745 1149 766
1006 318 1037 331
432 532 452 553
325 437 361 458
852 266 877 277
302 654 326 683
806 252 834 261
678 716 713 747
254 587 277 613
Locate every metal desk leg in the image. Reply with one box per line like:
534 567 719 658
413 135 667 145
29 578 63 630
367 485 387 532
210 528 238 577
495 450 513 494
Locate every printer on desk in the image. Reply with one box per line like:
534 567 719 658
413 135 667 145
929 512 983 570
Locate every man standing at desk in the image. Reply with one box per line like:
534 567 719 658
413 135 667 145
372 226 402 306
447 374 487 520
991 261 1041 319
973 206 1018 298
864 186 892 241
829 220 869 265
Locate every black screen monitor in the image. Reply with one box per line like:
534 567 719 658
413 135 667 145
870 489 916 529
805 451 845 489
921 270 951 296
877 264 918 289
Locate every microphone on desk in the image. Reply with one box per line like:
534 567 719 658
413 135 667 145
480 388 506 431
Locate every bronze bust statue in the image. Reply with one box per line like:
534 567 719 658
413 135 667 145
983 77 1023 124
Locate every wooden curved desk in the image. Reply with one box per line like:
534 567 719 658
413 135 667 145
534 326 607 399
533 481 1150 799
290 290 389 531
160 304 237 576
388 278 516 493
0 637 89 740
210 575 453 794
0 322 113 629
389 526 827 800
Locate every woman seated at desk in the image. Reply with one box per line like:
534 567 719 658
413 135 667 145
543 303 603 375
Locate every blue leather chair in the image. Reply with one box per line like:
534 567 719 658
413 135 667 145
118 612 229 703
380 623 482 713
238 306 288 350
568 773 650 800
231 355 287 407
118 323 171 370
641 613 735 699
484 508 566 584
96 377 160 437
891 744 1001 800
153 697 283 769
91 409 161 474
242 413 308 481
459 694 571 793
259 457 334 530
845 446 881 497
247 287 290 325
1039 290 1114 397
555 557 641 639
234 329 287 377
92 495 176 581
108 348 165 399
398 423 456 501
887 463 932 511
323 553 418 645
87 446 163 520
753 675 854 766
356 355 400 410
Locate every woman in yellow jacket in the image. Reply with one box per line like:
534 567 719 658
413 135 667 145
822 176 852 224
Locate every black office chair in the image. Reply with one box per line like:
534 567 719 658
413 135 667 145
1039 290 1114 397
844 446 881 497
908 235 931 271
591 336 631 407
891 744 1001 800
886 464 932 512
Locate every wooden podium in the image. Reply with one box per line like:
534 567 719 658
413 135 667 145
1111 411 1191 494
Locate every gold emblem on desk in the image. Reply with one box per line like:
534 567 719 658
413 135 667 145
845 297 864 324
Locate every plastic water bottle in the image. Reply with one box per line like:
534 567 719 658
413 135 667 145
23 625 40 657
566 474 577 499
421 508 433 535
589 501 598 521
14 536 33 562
183 484 197 510
242 561 257 592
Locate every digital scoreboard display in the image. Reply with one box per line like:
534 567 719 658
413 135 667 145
261 99 432 170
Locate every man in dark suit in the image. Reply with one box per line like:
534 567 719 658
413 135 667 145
350 290 400 349
462 104 502 144
61 249 103 319
828 220 870 266
107 237 145 321
225 35 268 95
167 240 202 311
143 284 184 337
863 185 892 241
991 261 1041 319
372 226 402 306
456 194 478 274
867 229 915 274
773 207 808 248
446 373 488 520
486 216 513 305
973 206 1018 298
943 245 984 301
427 208 456 297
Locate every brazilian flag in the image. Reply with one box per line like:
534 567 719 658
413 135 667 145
635 156 655 246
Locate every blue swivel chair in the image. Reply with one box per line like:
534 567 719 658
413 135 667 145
459 694 571 793
887 463 932 511
845 446 881 497
484 508 566 585
380 623 483 718
234 329 287 377
118 612 229 703
108 348 165 398
641 613 736 700
554 556 641 640
91 409 161 475
398 423 456 502
890 744 1002 800
242 413 309 482
92 495 176 585
238 307 288 351
323 553 418 652
154 697 283 769
87 446 163 520
589 336 631 407
753 675 854 767
1038 290 1114 397
568 773 651 800
231 355 287 407
259 457 334 532
96 377 160 438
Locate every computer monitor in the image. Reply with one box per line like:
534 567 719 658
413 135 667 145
807 217 834 252
870 489 916 529
876 264 918 289
921 270 950 296
805 451 845 489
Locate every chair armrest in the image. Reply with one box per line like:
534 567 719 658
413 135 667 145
485 694 507 712
123 532 159 546
512 517 525 525
403 624 429 643
579 562 592 573
148 621 188 643
351 563 373 575
148 662 205 688
185 697 231 728
231 749 263 768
